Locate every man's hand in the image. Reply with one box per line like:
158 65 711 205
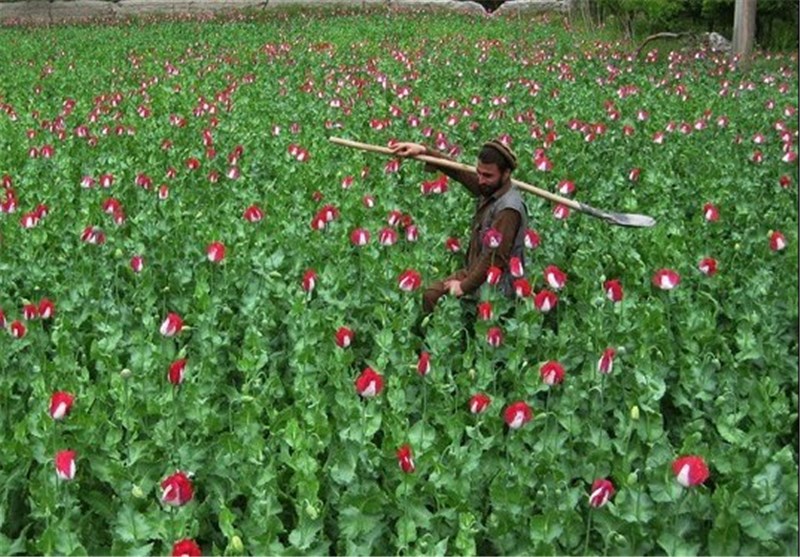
445 280 464 297
390 142 426 158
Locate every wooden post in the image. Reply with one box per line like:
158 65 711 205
732 0 757 60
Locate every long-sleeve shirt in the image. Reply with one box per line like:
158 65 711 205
423 150 522 295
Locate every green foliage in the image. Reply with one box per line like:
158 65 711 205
0 7 798 556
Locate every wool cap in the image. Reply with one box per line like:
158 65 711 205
482 140 518 170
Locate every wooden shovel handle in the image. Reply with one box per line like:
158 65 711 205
329 136 656 228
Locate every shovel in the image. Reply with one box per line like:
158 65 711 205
329 136 656 228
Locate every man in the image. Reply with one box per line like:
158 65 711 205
390 139 528 314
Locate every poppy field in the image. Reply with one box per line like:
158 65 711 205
0 6 797 556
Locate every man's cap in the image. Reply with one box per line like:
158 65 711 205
482 139 518 170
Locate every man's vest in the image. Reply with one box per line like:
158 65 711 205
476 186 529 297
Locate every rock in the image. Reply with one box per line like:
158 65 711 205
0 0 112 22
393 0 485 14
704 31 732 52
493 0 568 15
266 0 387 7
114 0 265 16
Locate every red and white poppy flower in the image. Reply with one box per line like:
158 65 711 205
486 327 503 347
524 229 541 250
534 289 558 312
396 444 415 473
335 327 354 348
243 205 264 223
417 352 431 376
770 231 787 251
55 450 77 481
49 391 75 420
350 228 370 246
161 471 194 506
131 255 144 273
379 228 398 246
698 257 718 276
672 455 710 487
168 359 187 385
513 278 532 298
544 265 567 290
703 203 720 222
398 269 422 292
604 279 623 302
504 401 533 429
469 393 491 414
589 479 615 508
206 242 226 263
23 304 38 320
355 367 384 398
485 266 502 286
652 269 681 290
171 539 202 557
477 301 493 320
597 348 616 374
10 320 26 338
509 257 524 278
302 269 317 293
160 313 184 337
482 229 503 249
540 360 565 385
445 237 461 253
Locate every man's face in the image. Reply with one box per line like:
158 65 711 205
476 161 508 192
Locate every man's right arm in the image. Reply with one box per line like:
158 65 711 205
390 142 481 196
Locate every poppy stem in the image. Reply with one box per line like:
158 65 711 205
360 401 367 448
422 380 428 448
583 508 593 554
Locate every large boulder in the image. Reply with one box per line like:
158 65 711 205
392 0 486 14
0 0 113 23
265 0 388 7
493 0 568 15
114 0 265 16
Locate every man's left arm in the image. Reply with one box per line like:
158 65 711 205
456 209 521 295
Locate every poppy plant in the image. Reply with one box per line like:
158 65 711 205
49 391 75 420
603 279 623 302
504 401 533 429
597 348 616 374
469 393 491 414
335 326 354 348
544 265 567 290
534 289 558 312
396 444 415 473
540 360 565 385
206 242 226 263
168 359 187 385
698 257 718 276
160 313 184 337
161 470 194 506
171 539 202 557
355 367 384 398
588 479 615 508
652 269 681 290
55 450 77 481
672 455 710 487
417 351 431 376
398 269 422 292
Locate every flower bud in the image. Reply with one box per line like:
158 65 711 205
131 485 145 499
120 368 132 379
230 535 244 554
627 471 638 485
630 405 640 420
305 501 319 519
468 368 476 380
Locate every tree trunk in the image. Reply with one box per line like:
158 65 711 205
732 0 757 60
